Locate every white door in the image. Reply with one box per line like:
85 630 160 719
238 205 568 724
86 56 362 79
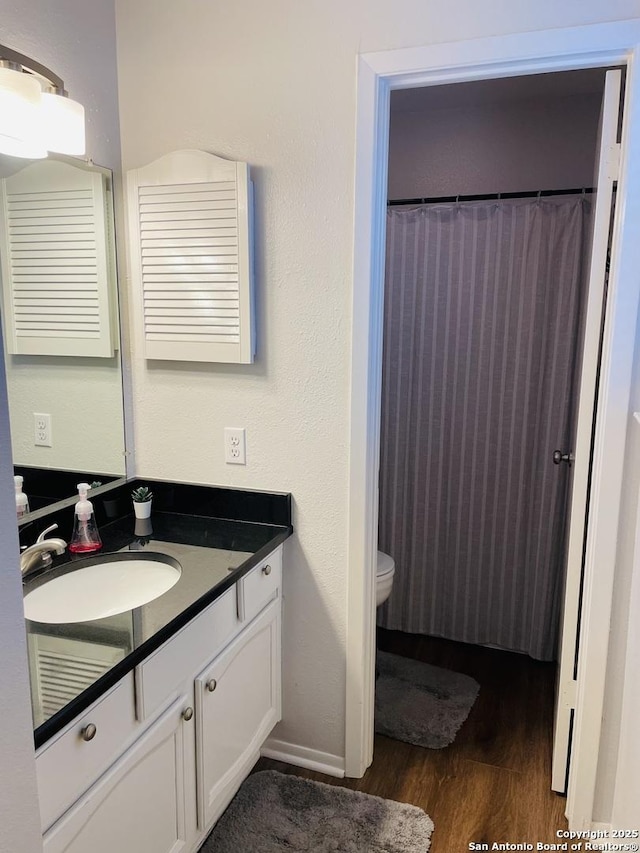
552 68 623 793
195 599 281 832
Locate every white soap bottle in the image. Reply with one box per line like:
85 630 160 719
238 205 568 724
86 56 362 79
14 476 30 518
69 482 102 553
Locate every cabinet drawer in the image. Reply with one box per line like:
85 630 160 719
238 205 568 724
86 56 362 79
238 547 282 625
36 674 138 832
136 586 238 720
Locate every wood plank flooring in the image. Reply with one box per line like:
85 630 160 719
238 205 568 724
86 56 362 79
256 630 568 852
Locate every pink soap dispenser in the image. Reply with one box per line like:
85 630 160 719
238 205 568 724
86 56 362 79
69 482 102 553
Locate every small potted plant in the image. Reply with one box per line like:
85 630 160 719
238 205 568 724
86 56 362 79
131 485 153 519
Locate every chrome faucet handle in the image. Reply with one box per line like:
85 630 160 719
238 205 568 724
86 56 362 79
21 525 67 577
36 523 59 543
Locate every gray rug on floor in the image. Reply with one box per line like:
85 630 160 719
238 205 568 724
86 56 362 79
201 769 434 852
375 650 480 749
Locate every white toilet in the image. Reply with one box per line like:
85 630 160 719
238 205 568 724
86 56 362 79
376 551 395 607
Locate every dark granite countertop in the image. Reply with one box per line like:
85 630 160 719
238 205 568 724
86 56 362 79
23 479 292 749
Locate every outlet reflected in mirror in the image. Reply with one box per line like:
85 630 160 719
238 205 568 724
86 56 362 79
0 155 127 518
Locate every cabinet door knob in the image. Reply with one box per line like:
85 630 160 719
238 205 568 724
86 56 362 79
207 678 217 693
262 564 272 576
182 706 194 722
81 723 97 742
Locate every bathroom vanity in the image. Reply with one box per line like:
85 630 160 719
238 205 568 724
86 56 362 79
22 480 292 853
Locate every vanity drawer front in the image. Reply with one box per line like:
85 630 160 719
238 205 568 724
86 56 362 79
137 586 238 720
238 547 282 624
36 673 138 832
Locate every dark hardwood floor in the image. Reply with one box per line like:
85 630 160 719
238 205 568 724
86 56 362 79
256 629 568 852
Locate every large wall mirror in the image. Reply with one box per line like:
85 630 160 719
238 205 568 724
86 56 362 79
0 155 127 517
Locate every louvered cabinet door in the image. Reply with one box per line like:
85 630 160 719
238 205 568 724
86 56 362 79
0 159 116 357
127 150 255 363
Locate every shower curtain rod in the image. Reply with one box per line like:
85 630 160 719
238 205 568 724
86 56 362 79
387 187 594 206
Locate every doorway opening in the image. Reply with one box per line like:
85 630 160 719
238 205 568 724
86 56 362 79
374 69 609 831
346 24 640 833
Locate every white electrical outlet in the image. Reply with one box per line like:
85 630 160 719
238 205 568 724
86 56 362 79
34 412 52 447
224 427 246 464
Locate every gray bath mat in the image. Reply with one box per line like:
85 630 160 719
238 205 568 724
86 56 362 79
201 769 434 852
376 650 479 749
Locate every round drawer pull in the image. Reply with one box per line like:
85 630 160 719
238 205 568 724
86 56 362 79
182 707 194 722
207 678 217 693
81 723 97 742
262 564 272 576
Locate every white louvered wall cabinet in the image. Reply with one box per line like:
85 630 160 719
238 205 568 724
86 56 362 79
0 159 116 358
126 150 255 364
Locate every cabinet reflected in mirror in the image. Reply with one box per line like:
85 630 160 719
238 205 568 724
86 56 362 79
0 155 127 519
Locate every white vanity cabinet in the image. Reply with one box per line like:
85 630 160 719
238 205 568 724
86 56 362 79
42 694 195 853
37 546 283 853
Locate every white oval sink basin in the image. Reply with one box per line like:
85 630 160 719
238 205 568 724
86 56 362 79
23 553 182 624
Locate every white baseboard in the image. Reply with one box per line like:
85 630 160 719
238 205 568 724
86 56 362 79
587 823 613 850
260 737 345 778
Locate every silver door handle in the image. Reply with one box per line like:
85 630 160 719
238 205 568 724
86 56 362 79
553 450 574 466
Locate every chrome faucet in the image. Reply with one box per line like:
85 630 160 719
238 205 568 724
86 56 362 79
20 523 67 577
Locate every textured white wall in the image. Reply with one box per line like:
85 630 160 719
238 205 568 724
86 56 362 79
593 342 640 822
388 93 602 199
114 0 640 791
0 0 125 480
0 1 121 844
610 419 640 827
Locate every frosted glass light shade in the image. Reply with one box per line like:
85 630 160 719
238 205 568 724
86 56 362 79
0 66 45 158
0 135 47 159
41 91 85 155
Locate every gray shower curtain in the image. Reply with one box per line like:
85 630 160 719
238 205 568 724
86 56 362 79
377 196 592 660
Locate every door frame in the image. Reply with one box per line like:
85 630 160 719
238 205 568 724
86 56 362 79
345 19 640 830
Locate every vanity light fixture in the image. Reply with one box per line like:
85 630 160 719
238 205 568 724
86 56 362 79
0 42 85 159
